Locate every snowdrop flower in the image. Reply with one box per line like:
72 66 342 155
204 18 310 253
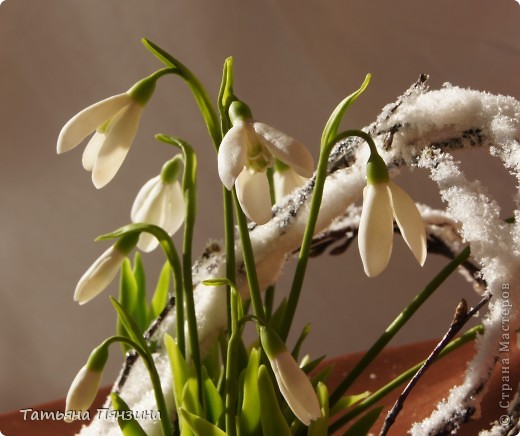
57 70 170 188
65 344 108 422
74 234 138 304
218 101 314 224
260 327 321 426
131 157 186 252
358 150 426 277
273 160 309 201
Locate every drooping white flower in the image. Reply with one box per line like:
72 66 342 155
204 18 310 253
64 365 102 422
273 161 309 201
358 151 426 277
131 158 186 252
65 344 108 422
260 327 321 426
57 73 160 188
218 101 314 224
74 234 138 304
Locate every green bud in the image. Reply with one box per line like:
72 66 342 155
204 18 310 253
160 156 183 184
366 152 389 185
114 233 139 255
260 326 286 358
86 343 109 373
229 100 253 124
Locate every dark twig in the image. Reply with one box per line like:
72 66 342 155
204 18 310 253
379 293 492 436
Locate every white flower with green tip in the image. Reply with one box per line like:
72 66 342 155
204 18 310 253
65 345 108 422
218 101 314 224
260 327 321 426
358 151 426 277
57 72 162 188
74 234 138 304
131 158 186 252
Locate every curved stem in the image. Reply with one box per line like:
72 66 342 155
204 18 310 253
232 190 266 323
101 335 173 436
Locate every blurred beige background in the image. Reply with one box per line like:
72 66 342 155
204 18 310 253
0 0 519 414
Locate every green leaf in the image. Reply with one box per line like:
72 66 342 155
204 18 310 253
291 323 311 360
182 376 203 417
218 56 236 134
164 333 189 414
179 408 227 436
268 298 287 334
141 38 221 148
110 392 147 436
320 74 371 148
308 382 329 436
150 261 171 320
238 348 261 436
342 405 384 436
132 252 149 332
202 367 224 427
117 259 138 353
300 355 326 375
311 364 334 387
329 391 370 417
110 297 148 352
257 365 291 436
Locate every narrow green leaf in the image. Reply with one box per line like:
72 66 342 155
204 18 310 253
164 334 189 414
311 364 334 387
179 408 227 436
150 261 172 319
320 74 371 148
217 56 236 134
343 405 384 436
202 367 224 427
238 348 261 436
132 252 149 332
110 297 148 352
268 298 287 334
110 392 147 436
300 355 327 375
117 259 138 353
141 38 221 148
257 365 291 436
308 382 329 436
182 377 202 417
329 391 370 417
291 323 311 360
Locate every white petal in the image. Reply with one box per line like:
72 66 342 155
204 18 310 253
272 353 321 425
133 181 167 252
273 167 308 201
81 131 105 171
217 122 248 190
358 184 394 277
161 182 186 235
65 366 102 421
57 93 132 154
235 170 272 224
388 181 427 266
131 176 162 221
74 246 124 304
253 122 314 177
92 102 143 188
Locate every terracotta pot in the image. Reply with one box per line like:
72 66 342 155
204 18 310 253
0 339 516 435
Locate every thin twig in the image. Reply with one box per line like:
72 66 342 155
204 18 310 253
379 293 492 436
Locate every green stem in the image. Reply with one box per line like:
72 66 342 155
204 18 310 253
328 324 483 433
232 190 266 323
225 289 241 436
142 39 221 148
278 134 337 341
329 246 471 407
101 336 173 436
223 187 236 331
